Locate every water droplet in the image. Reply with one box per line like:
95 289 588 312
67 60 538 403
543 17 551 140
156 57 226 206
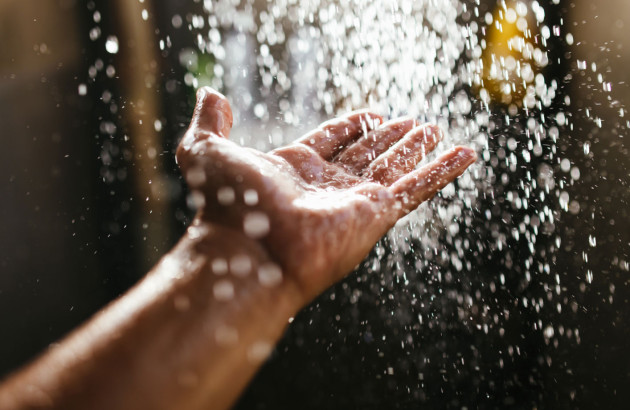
247 341 272 363
172 14 183 28
544 325 554 339
244 189 259 206
217 186 235 205
105 36 119 54
258 262 283 287
243 211 270 238
213 280 234 301
187 190 206 210
186 166 206 187
586 270 593 284
230 254 252 277
211 258 228 275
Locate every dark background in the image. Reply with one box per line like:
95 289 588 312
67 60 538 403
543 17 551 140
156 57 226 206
1 0 629 408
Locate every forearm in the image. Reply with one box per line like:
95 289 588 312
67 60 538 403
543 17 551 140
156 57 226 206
0 222 303 410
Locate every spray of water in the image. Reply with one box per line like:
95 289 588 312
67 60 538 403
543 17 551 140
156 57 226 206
87 0 628 405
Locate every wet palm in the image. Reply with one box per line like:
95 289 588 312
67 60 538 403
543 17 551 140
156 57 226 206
177 87 476 303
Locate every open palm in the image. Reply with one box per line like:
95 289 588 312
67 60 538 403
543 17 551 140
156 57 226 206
177 87 476 302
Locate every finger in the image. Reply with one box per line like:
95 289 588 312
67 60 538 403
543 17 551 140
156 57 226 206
294 110 383 160
334 117 418 173
389 146 477 215
367 124 443 185
189 86 233 139
177 87 233 169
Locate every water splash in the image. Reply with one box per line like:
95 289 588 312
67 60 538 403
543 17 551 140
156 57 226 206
176 1 630 405
84 0 629 406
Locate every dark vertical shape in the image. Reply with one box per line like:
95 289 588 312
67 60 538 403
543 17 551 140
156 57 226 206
0 0 109 377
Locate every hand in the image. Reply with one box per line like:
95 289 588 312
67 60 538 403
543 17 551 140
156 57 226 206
0 88 477 410
176 87 476 305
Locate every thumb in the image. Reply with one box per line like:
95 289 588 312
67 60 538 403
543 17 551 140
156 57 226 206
190 87 233 139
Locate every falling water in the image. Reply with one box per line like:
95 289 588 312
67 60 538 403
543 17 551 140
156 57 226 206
86 0 629 407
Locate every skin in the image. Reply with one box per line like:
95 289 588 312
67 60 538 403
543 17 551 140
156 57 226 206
0 87 476 410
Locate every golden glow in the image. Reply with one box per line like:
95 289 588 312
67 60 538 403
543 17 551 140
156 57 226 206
479 1 547 107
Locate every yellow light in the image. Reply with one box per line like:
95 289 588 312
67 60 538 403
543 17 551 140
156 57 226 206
479 1 547 107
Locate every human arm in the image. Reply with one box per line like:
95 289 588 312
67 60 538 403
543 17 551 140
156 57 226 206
0 87 476 410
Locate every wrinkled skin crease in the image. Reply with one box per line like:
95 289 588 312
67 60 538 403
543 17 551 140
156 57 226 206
177 87 476 303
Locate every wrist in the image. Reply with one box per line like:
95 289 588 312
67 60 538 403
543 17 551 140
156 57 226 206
3 221 308 410
126 220 307 408
165 220 305 319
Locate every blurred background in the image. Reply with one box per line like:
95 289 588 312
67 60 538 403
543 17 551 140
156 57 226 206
1 0 629 408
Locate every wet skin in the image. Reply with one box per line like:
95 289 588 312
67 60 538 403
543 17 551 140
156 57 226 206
178 87 477 304
0 87 477 410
